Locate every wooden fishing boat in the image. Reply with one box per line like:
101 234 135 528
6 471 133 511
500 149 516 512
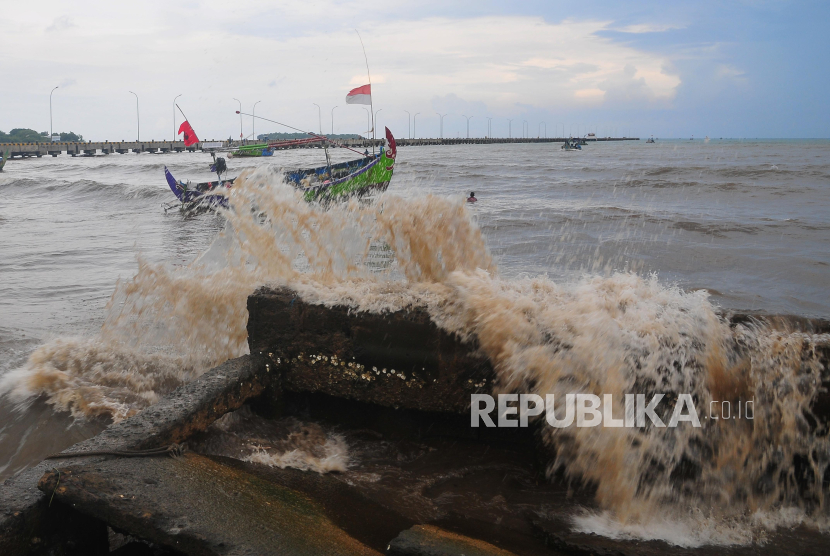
229 144 275 157
164 128 396 212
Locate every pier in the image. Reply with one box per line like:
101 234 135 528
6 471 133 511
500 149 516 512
0 137 638 158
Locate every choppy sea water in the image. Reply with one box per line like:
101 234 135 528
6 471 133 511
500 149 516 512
1 139 829 547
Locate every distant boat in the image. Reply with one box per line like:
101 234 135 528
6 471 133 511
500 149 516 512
561 138 582 151
646 136 656 143
164 128 397 212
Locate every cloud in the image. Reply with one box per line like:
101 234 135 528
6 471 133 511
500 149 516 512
349 75 386 85
596 64 655 106
716 64 746 80
0 2 683 139
46 15 75 32
613 23 684 34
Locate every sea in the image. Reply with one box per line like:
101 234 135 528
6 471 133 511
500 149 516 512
1 138 829 547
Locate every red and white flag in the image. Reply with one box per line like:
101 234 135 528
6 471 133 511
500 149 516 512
345 84 372 105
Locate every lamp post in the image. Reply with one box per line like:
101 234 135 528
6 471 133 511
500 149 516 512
312 103 322 134
486 117 492 138
403 110 410 139
331 106 338 135
50 86 59 139
413 113 420 139
233 98 242 142
253 101 261 141
374 108 383 137
523 120 528 139
462 115 473 138
362 108 370 138
436 113 447 139
508 119 513 139
539 122 546 138
173 93 182 141
129 91 140 141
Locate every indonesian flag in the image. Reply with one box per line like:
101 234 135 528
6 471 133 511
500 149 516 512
178 120 200 146
345 84 372 105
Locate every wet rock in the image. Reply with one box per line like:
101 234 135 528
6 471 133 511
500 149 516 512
1 354 271 555
532 517 830 556
38 453 379 556
247 286 495 413
387 524 518 556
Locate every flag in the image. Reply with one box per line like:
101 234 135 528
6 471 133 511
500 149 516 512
345 84 372 105
178 121 200 146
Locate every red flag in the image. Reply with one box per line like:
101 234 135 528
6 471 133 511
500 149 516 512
178 121 200 146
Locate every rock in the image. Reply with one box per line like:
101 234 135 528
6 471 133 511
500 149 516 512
532 517 830 556
38 453 379 556
247 286 495 413
1 354 272 555
387 524 518 556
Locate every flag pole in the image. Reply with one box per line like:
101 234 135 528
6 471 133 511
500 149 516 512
175 104 190 139
355 29 374 155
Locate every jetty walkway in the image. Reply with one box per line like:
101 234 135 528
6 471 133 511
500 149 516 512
0 136 638 158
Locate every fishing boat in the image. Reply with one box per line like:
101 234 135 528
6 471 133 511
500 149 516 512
0 149 8 171
230 137 327 157
229 144 275 157
164 128 397 212
561 138 581 151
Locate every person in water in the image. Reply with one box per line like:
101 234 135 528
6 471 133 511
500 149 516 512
467 191 477 203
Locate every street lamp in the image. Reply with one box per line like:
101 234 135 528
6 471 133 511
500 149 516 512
362 108 370 138
436 113 447 138
462 115 473 139
331 106 338 135
413 113 420 139
312 103 322 134
374 109 383 137
253 101 261 140
173 93 182 141
539 122 546 138
233 98 242 142
508 119 513 139
523 120 528 139
129 91 140 141
403 110 411 139
50 86 59 139
486 117 492 138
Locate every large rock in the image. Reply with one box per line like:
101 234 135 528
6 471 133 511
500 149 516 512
38 453 379 556
247 287 494 413
0 354 272 555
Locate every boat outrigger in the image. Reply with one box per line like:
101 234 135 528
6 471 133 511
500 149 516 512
164 128 397 212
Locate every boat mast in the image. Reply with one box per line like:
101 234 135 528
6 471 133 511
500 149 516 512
355 29 375 156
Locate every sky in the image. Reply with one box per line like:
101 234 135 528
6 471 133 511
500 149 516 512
1 0 828 141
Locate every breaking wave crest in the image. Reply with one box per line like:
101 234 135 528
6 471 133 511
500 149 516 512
2 166 828 544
